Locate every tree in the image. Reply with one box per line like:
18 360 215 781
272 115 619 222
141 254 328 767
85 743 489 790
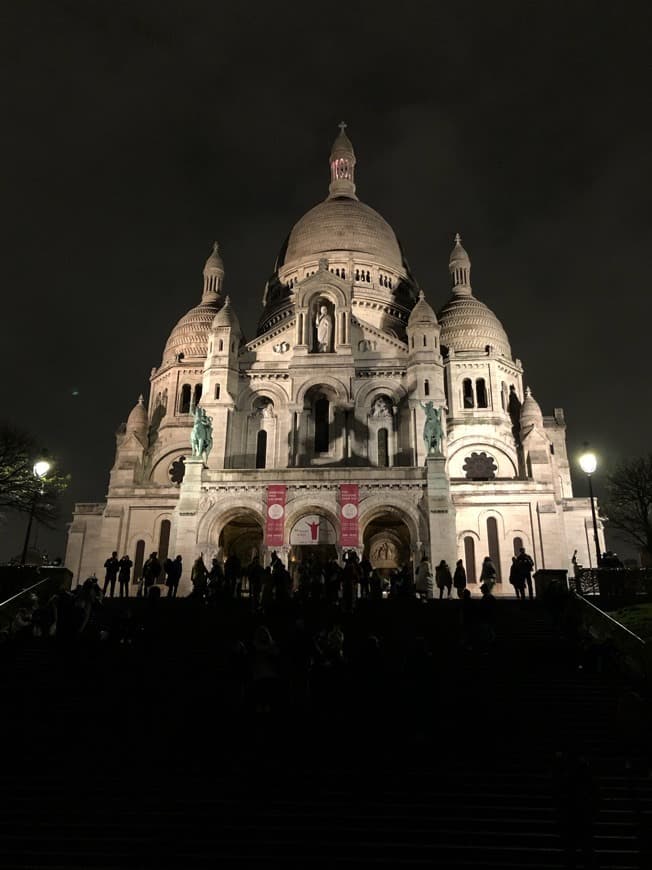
602 455 652 561
0 423 69 528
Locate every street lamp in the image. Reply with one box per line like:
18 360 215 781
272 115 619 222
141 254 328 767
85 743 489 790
20 459 52 566
579 449 601 569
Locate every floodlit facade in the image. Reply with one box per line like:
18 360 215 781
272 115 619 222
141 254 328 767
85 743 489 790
66 126 602 593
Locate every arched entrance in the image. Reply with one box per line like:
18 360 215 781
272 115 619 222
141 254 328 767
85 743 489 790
363 513 412 575
219 512 263 568
288 513 338 581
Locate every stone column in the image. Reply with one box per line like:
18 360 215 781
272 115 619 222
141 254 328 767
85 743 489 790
173 458 204 595
426 454 457 568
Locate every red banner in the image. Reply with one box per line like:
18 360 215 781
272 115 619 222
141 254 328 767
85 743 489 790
265 485 286 547
339 484 359 547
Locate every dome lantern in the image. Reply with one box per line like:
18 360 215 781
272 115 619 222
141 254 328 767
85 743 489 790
203 241 224 301
328 121 357 200
449 233 471 296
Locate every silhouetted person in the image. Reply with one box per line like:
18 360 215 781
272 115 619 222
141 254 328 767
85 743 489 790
166 555 183 598
415 554 433 599
435 560 452 599
142 552 162 597
453 559 466 598
509 556 526 599
224 552 241 598
515 547 534 599
359 556 372 599
117 555 132 598
480 556 497 590
207 556 224 602
102 551 120 598
191 554 208 600
247 555 264 609
369 569 382 601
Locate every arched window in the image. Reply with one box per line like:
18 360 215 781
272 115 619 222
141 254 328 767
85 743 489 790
464 537 477 583
423 334 427 347
315 397 329 453
193 384 202 407
133 540 146 582
179 384 192 414
463 378 474 408
158 520 171 563
501 381 507 411
255 430 267 469
214 384 220 400
487 517 501 581
377 428 389 467
513 536 524 557
424 379 430 397
476 378 488 408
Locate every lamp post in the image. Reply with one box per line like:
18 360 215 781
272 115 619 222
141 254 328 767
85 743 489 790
20 460 51 566
579 450 601 569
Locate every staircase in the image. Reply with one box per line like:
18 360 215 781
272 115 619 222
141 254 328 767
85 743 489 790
0 597 649 868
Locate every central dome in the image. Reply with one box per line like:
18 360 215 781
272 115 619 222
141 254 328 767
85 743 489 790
281 197 404 273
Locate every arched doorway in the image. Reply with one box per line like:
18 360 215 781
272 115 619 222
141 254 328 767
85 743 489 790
219 513 264 569
363 513 412 576
288 513 338 582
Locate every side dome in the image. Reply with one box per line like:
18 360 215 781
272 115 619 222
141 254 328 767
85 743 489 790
211 295 241 332
281 198 404 273
162 299 221 366
437 233 511 358
520 387 544 429
437 295 511 357
126 394 148 435
408 290 438 326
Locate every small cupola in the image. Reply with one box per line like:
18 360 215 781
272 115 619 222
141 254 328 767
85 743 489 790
520 386 544 433
328 121 357 200
125 394 148 444
203 241 224 301
449 233 472 296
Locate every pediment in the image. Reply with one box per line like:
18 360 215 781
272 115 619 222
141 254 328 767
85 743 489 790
351 316 408 356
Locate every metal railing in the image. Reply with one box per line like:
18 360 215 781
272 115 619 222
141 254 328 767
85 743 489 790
571 567 652 601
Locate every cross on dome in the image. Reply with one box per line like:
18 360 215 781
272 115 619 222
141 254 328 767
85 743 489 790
338 120 347 133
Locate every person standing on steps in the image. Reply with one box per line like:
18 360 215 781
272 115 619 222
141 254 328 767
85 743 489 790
142 552 162 597
117 554 132 598
453 559 467 598
435 560 452 599
480 556 497 591
509 556 526 600
515 547 535 599
166 555 183 598
415 554 432 599
102 552 120 598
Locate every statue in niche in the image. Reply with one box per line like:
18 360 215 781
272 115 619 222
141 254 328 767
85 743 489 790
190 406 213 463
260 401 274 419
315 303 333 352
371 396 392 418
419 401 443 456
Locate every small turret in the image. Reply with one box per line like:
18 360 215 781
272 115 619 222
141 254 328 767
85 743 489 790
328 121 357 200
449 233 471 295
520 386 544 434
202 241 224 301
125 394 148 444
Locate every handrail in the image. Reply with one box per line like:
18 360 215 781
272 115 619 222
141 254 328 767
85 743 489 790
574 592 646 646
0 575 59 610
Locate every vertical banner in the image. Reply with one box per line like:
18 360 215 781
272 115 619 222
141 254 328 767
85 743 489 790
265 485 286 547
339 483 360 547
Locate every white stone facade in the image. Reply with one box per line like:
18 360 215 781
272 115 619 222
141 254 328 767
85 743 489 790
66 127 604 594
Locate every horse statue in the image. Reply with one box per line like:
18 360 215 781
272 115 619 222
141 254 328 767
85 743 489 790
190 406 213 464
419 401 443 456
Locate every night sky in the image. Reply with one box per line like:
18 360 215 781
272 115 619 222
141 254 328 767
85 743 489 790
1 0 651 560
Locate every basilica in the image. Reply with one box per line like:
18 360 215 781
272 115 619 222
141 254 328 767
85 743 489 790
66 125 601 594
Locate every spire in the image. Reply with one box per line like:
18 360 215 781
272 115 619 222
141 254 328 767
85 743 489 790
449 233 472 296
203 241 224 301
328 121 357 200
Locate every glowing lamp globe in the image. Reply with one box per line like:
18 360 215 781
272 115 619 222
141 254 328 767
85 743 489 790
579 452 597 475
33 460 51 479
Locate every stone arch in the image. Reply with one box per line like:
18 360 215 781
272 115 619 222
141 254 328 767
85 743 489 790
284 498 340 546
197 497 265 548
295 281 348 311
354 379 408 413
236 380 290 413
295 375 349 409
447 438 518 478
149 447 190 484
358 495 425 546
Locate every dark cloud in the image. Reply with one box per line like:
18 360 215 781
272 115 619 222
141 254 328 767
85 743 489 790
1 0 650 558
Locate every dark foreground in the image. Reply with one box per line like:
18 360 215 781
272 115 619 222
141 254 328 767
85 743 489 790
1 596 650 869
